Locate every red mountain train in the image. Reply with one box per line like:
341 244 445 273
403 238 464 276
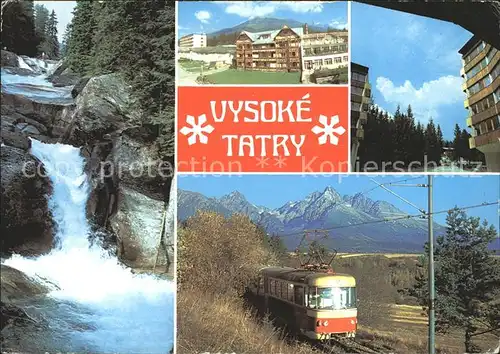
248 266 357 340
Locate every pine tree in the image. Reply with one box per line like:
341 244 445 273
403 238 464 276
65 0 99 75
2 0 38 56
34 3 49 50
452 123 462 161
411 208 500 352
42 10 59 58
60 23 72 57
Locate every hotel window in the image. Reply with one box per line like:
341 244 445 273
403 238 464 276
343 56 348 62
494 116 500 130
486 47 497 64
305 60 313 69
495 87 500 103
352 87 363 95
465 41 486 64
351 102 361 111
325 58 333 65
334 57 342 63
314 59 323 66
352 72 366 82
492 63 500 80
465 57 487 79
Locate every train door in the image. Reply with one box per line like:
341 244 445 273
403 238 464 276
294 285 307 332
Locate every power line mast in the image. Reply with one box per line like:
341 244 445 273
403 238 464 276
295 229 337 272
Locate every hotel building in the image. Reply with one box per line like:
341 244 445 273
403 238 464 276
179 33 207 48
235 26 303 72
301 29 349 83
351 63 372 171
459 35 500 171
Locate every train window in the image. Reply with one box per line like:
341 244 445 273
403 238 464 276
258 277 264 294
294 285 304 305
287 284 294 302
270 279 275 295
315 287 357 309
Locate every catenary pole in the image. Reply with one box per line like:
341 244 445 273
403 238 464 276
428 175 435 354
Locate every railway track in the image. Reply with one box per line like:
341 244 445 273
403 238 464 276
312 337 388 354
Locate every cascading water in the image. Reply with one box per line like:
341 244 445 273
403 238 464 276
3 139 174 353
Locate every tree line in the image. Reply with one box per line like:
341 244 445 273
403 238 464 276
358 104 484 168
63 0 175 158
2 0 60 59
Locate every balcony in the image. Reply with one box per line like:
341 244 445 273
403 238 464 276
469 137 476 149
358 112 368 125
466 116 472 127
473 129 500 148
460 67 465 78
462 81 467 92
471 102 500 125
464 98 469 109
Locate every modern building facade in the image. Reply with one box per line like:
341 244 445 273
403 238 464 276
179 33 207 48
351 63 372 171
235 26 303 72
301 29 348 83
459 35 500 171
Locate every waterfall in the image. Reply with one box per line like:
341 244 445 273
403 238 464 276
3 139 174 353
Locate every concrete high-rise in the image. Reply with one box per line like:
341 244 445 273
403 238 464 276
459 35 500 171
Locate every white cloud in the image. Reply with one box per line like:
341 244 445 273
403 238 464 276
220 1 324 18
195 10 211 24
329 19 347 30
376 75 465 121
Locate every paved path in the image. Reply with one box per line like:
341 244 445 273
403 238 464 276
177 65 229 85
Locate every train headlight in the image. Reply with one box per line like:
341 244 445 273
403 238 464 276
323 320 329 326
351 320 355 325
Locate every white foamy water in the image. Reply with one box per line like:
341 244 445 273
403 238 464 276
18 56 35 72
3 139 174 353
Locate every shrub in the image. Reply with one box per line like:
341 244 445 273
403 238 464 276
177 211 275 296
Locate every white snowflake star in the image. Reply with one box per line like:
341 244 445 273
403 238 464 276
179 114 215 145
256 157 270 168
311 115 346 145
274 156 287 168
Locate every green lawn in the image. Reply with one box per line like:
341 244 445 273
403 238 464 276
204 69 301 84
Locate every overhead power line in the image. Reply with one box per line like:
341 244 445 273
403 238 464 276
277 201 499 238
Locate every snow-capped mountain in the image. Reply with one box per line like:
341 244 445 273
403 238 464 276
177 187 446 253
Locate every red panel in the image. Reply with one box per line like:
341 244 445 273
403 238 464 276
314 317 357 334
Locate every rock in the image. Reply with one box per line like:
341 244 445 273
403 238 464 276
0 265 49 304
0 128 31 150
110 186 167 268
1 92 75 139
48 62 80 87
1 110 48 135
1 50 19 68
0 146 54 256
68 74 142 147
71 77 91 98
110 127 169 200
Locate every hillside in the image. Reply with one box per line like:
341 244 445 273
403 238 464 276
178 187 448 253
206 16 342 46
209 17 326 37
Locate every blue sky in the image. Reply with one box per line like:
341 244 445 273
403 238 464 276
352 3 472 140
178 174 500 232
177 1 347 37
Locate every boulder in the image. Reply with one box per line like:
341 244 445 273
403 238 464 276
1 50 19 68
71 77 91 98
68 74 142 147
47 61 80 87
0 146 54 256
110 186 168 268
0 265 49 304
1 92 75 139
110 127 169 200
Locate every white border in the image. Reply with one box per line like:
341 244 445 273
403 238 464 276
173 2 179 354
347 0 352 173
